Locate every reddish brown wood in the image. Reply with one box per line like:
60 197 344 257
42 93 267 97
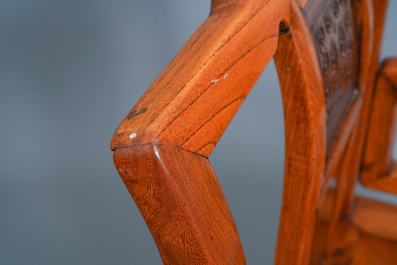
350 197 397 264
110 0 397 264
352 196 397 242
302 0 365 185
114 144 245 264
352 234 397 265
361 58 397 194
295 1 396 264
273 1 326 264
111 0 291 264
325 150 356 262
110 0 290 157
307 2 396 263
304 0 361 158
307 2 391 263
338 0 389 215
312 190 397 264
325 220 359 265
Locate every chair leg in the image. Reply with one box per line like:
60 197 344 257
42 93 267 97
361 58 397 194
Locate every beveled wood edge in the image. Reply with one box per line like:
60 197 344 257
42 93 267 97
108 0 391 264
111 0 290 158
274 1 326 264
113 143 247 264
110 0 292 264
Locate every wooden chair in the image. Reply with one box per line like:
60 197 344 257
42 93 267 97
111 0 397 264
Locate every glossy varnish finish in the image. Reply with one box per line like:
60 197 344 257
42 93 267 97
302 0 364 188
361 58 397 194
274 2 325 264
112 0 292 263
311 190 397 264
114 144 245 264
111 0 397 264
339 0 389 214
111 0 290 157
309 0 397 264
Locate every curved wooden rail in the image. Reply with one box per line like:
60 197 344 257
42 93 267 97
111 0 327 264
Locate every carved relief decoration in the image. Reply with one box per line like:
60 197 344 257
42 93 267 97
304 0 359 154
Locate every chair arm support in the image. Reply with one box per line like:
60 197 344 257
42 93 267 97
111 1 291 264
114 144 246 264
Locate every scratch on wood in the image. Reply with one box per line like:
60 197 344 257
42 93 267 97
126 108 147 120
156 35 278 140
181 96 245 147
141 0 275 134
129 132 137 139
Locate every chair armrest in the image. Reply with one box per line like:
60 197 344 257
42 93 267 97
111 0 290 264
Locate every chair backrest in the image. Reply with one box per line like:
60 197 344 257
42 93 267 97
111 0 394 264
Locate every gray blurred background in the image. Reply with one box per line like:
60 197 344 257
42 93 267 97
1 1 396 264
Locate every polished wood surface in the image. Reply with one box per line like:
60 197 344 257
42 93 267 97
114 144 245 264
352 235 397 265
111 0 289 157
111 0 396 264
312 190 397 264
308 2 396 264
352 196 397 241
362 58 397 194
274 2 325 264
112 0 290 263
339 0 389 214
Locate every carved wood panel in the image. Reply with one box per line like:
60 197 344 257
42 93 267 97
304 0 359 155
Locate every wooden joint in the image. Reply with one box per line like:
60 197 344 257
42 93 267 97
113 143 246 264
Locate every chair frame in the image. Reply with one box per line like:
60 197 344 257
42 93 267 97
111 0 394 264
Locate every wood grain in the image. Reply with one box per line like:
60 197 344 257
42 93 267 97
111 1 291 263
274 1 326 264
111 0 289 157
301 0 364 189
114 144 246 264
110 0 397 264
